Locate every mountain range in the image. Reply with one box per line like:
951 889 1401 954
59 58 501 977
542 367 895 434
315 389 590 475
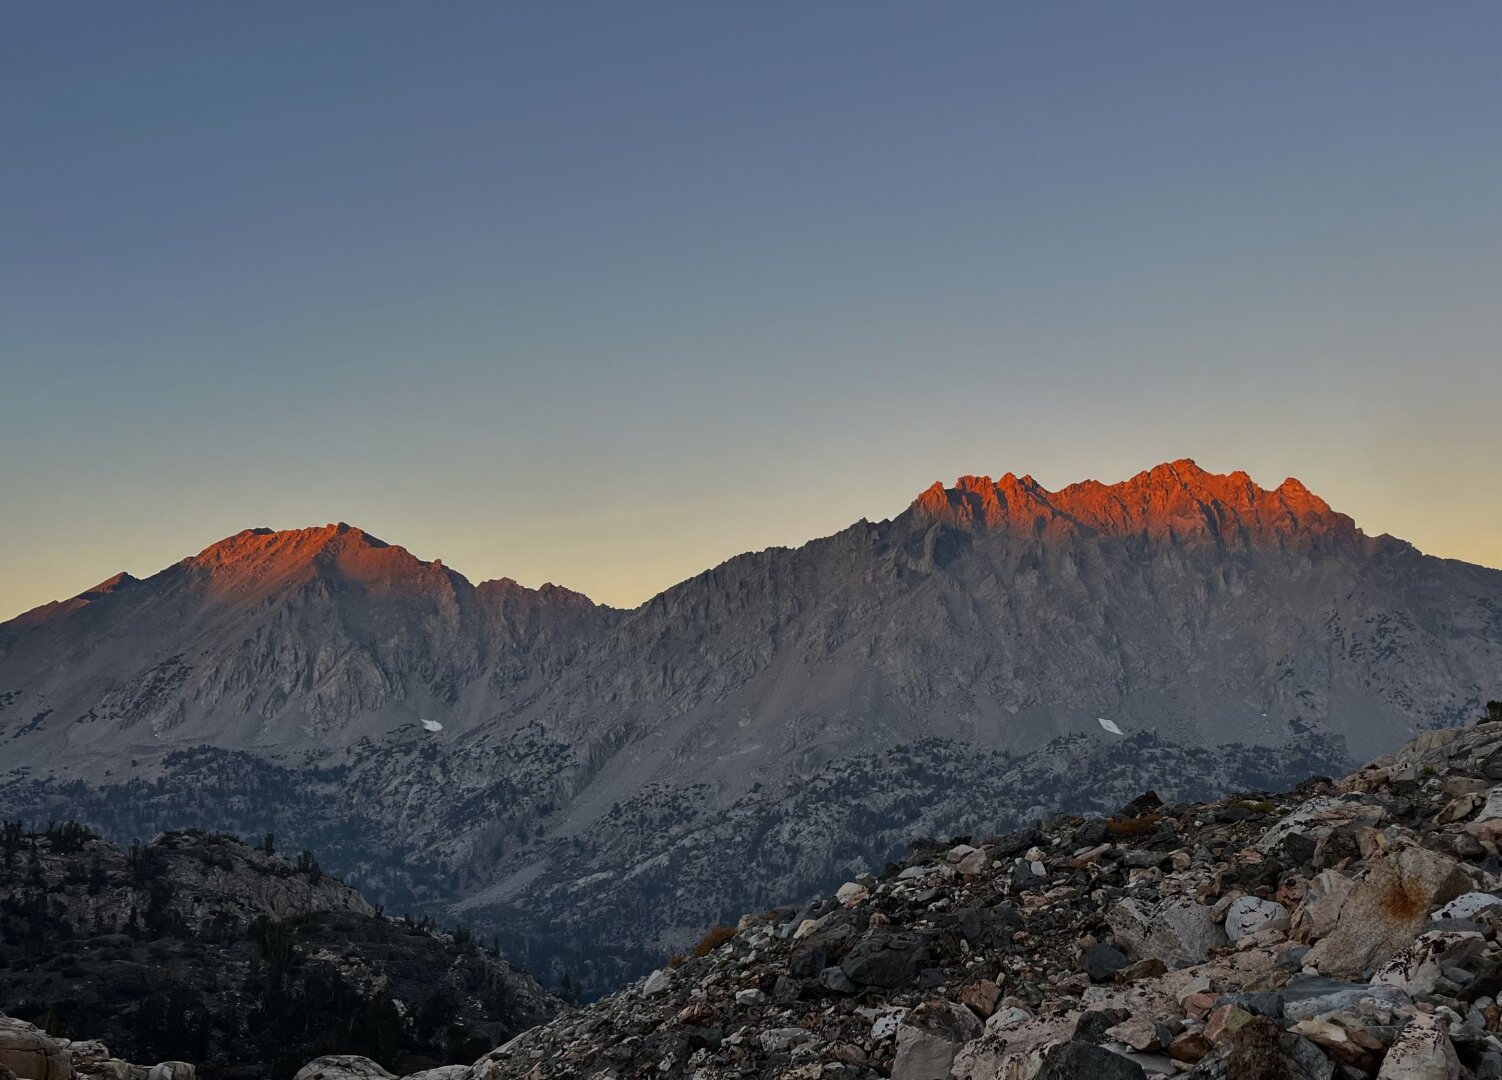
3 459 1499 992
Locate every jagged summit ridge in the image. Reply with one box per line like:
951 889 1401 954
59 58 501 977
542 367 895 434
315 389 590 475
5 460 1363 626
0 461 1364 626
911 458 1356 547
183 522 418 589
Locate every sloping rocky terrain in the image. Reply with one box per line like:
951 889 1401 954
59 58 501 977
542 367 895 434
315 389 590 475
451 716 1502 1078
3 461 1500 991
0 829 557 1080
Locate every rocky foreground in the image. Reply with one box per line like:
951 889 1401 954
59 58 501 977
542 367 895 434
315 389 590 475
454 720 1502 1078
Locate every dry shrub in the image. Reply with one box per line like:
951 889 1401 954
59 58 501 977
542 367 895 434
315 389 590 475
1106 814 1162 838
693 925 736 957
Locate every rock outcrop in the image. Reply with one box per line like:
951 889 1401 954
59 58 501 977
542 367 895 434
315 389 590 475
0 1013 197 1080
0 829 558 1079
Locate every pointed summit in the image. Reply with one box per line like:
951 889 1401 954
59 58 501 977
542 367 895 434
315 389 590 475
4 570 141 631
80 571 138 600
181 523 459 601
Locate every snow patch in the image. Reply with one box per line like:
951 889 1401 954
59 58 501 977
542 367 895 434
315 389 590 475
1097 717 1125 736
421 718 444 733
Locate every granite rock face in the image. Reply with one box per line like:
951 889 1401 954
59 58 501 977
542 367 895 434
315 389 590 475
0 1015 196 1080
0 1016 73 1080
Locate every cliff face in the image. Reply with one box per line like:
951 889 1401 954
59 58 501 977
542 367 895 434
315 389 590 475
2 461 1500 992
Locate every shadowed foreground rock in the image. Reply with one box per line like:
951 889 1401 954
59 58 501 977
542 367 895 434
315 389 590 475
0 830 558 1080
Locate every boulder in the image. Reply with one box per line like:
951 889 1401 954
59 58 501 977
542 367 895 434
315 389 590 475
1115 957 1168 984
960 1038 1147 1079
1434 891 1502 922
1292 869 1356 941
835 881 869 904
72 1064 127 1080
991 1006 1033 1028
1305 844 1471 977
1371 930 1486 996
60 1047 106 1068
818 965 859 994
1223 896 1290 944
0 1018 72 1080
958 979 1001 1019
1074 1009 1131 1045
1033 1040 1147 1079
891 1000 982 1080
1256 796 1380 855
1281 974 1411 1021
145 1066 192 1080
1168 1031 1213 1063
757 1028 808 1053
1010 859 1046 892
1474 788 1502 825
1204 1004 1255 1044
1108 896 1227 968
1376 1014 1462 1079
871 1010 907 1039
1105 1017 1161 1052
840 929 931 988
1186 1016 1333 1080
956 849 990 877
1288 1018 1381 1070
1082 943 1130 983
398 1068 468 1080
950 903 1021 946
292 1058 393 1080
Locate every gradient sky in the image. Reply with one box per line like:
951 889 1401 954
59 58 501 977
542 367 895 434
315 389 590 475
3 2 1500 617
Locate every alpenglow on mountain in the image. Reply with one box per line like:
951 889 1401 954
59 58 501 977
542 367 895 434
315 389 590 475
3 459 1500 991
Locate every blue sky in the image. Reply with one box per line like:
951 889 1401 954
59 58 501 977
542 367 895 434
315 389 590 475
3 2 1500 614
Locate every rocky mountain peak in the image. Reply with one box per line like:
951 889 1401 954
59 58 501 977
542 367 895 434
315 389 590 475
80 571 139 598
910 460 1356 548
187 523 385 570
4 570 141 632
180 522 466 600
475 576 603 608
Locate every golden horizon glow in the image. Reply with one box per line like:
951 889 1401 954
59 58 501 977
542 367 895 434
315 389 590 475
5 455 1499 622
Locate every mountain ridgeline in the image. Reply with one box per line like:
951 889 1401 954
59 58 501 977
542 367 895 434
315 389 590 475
3 460 1500 992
